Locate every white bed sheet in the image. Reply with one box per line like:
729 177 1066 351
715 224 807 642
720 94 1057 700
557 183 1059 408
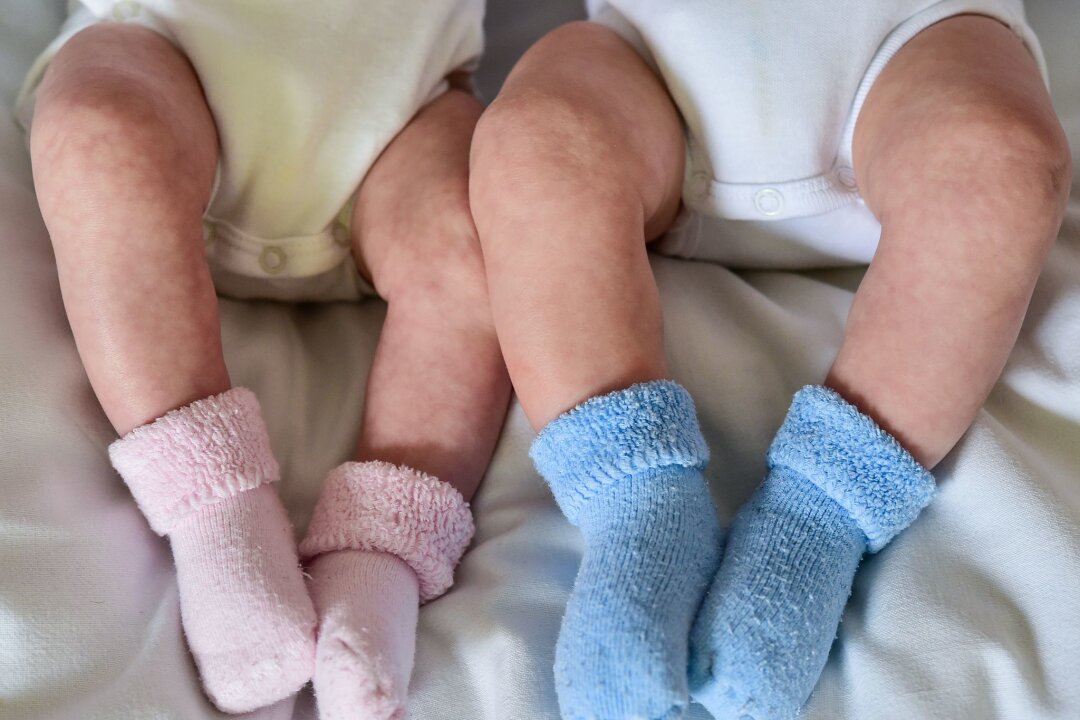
1 1 1079 718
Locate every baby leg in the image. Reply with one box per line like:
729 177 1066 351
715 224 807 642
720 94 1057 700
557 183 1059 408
690 15 1072 719
32 24 315 712
470 23 722 719
32 24 227 436
299 88 512 720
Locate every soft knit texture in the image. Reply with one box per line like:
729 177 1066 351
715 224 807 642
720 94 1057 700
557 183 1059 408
689 385 936 720
108 388 316 713
299 461 475 601
768 386 937 552
300 461 474 720
307 551 420 720
530 380 723 720
108 387 278 535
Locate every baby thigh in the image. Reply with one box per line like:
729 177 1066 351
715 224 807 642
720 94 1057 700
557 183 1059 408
31 23 225 436
348 87 511 499
830 15 1072 468
469 21 686 430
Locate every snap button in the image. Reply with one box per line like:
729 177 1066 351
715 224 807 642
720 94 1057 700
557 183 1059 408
753 188 784 216
112 1 141 20
837 166 857 190
333 223 352 248
689 171 711 199
259 245 287 275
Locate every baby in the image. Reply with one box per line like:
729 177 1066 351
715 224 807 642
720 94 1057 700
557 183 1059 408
18 1 508 717
468 2 1071 720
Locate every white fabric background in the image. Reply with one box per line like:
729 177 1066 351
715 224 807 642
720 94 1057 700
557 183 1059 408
1 2 1078 719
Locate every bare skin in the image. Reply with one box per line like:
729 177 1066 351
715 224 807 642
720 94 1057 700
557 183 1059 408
831 14 1071 467
470 16 1071 470
32 23 228 438
350 87 511 498
470 23 683 431
31 23 509 500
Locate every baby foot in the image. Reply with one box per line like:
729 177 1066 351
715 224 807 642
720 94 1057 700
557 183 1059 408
308 551 419 720
168 486 317 711
109 388 317 713
530 381 723 720
689 386 935 719
300 461 475 720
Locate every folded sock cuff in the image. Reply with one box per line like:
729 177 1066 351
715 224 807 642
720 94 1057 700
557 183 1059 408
108 387 279 535
767 385 936 553
529 380 709 525
299 461 475 602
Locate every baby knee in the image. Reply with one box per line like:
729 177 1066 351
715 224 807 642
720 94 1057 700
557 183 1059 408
374 219 489 310
473 87 619 192
32 26 215 174
869 98 1071 257
477 26 658 172
953 102 1071 205
471 22 683 242
34 72 157 159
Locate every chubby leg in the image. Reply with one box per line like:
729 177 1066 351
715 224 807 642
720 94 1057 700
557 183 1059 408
471 23 683 430
471 23 722 720
690 16 1072 719
831 14 1070 468
300 88 511 720
32 24 315 712
31 24 228 436
351 87 510 500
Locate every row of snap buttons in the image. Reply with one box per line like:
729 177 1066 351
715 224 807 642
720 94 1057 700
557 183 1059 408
691 167 858 218
203 220 352 275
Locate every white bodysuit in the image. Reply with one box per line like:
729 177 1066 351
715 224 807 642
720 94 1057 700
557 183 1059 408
589 0 1047 268
17 0 484 300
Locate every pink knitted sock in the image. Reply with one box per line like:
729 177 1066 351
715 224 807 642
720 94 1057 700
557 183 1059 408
299 461 475 720
109 388 317 713
307 551 419 720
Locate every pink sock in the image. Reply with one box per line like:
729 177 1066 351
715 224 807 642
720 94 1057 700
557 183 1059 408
300 461 475 720
109 388 317 713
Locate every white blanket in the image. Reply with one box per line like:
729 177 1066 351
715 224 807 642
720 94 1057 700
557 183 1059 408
1 2 1078 718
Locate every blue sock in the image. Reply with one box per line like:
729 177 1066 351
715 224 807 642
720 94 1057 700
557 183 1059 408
531 381 724 720
688 385 936 719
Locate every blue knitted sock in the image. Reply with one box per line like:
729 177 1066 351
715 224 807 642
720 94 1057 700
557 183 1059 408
688 385 936 720
531 381 724 720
